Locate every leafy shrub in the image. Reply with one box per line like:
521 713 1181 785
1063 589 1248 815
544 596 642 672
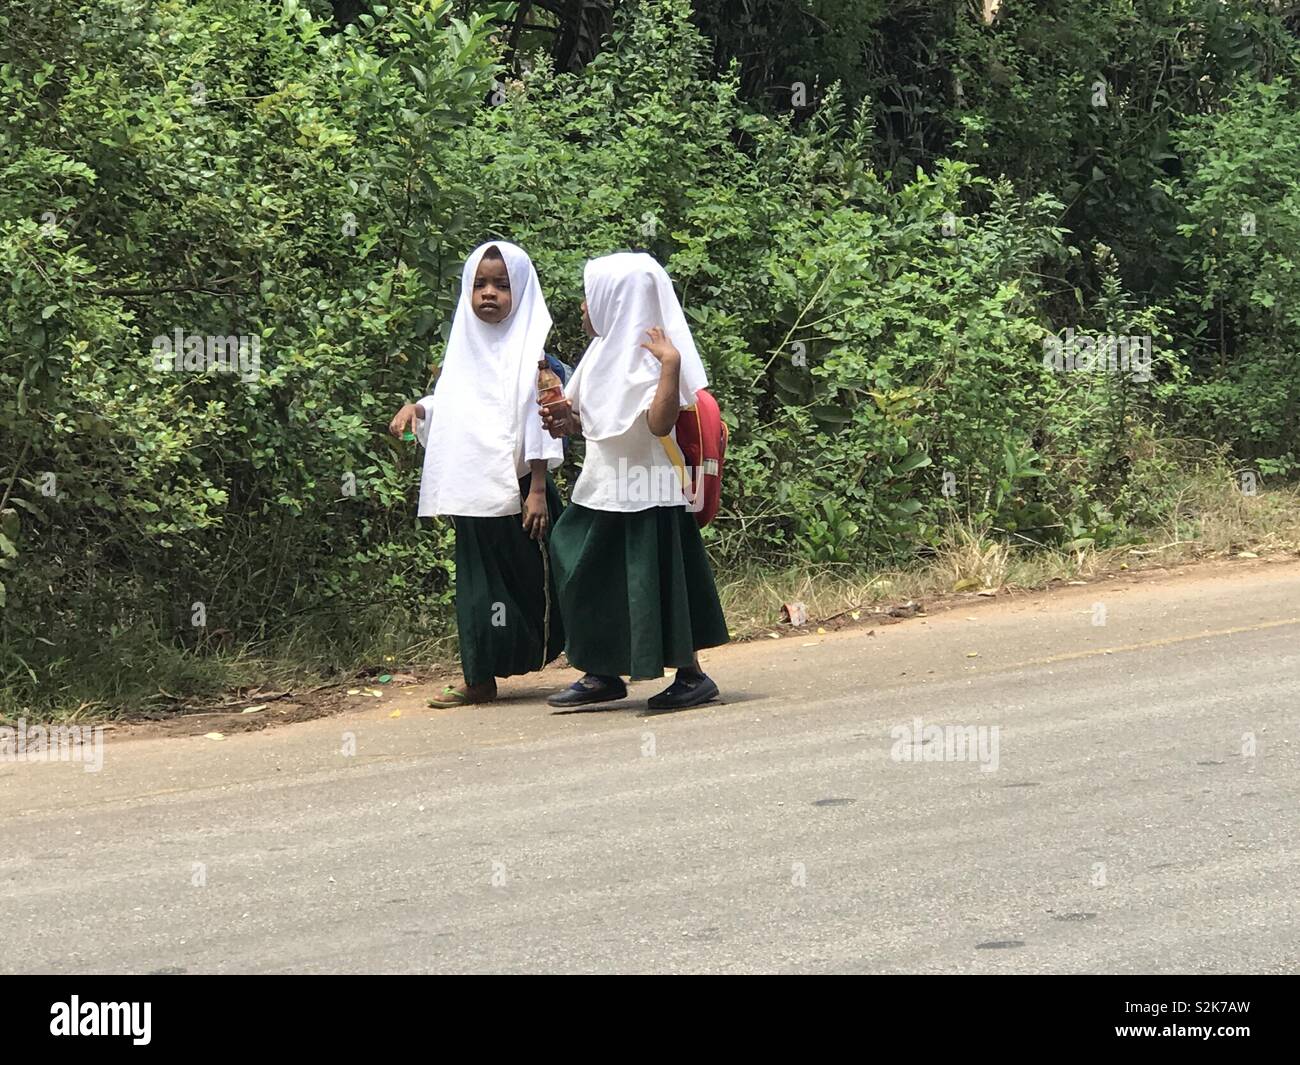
1164 77 1300 477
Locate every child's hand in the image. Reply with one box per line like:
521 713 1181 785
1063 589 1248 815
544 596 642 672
389 402 422 438
641 327 680 367
522 490 549 540
540 399 575 439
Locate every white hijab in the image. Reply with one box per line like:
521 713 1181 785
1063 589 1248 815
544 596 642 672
416 241 560 517
564 253 709 442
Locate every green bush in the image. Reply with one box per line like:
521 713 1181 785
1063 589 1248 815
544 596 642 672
1164 77 1300 477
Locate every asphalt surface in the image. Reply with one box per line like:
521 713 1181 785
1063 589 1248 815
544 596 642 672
2 560 1297 973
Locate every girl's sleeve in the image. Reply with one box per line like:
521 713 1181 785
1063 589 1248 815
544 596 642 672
414 394 435 448
523 392 563 468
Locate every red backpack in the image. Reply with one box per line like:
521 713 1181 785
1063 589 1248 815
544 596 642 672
668 389 727 527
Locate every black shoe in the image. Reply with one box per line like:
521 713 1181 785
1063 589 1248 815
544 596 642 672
547 674 627 707
647 673 719 710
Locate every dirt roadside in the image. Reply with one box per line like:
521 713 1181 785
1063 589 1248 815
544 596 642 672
90 550 1299 744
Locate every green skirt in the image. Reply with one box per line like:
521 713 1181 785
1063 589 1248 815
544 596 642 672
549 503 729 680
453 476 565 686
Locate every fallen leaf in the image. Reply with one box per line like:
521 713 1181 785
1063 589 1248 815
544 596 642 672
1237 551 1258 559
203 732 225 741
767 632 781 639
816 626 826 634
966 652 979 658
389 709 402 719
240 706 265 715
850 610 861 621
347 689 361 696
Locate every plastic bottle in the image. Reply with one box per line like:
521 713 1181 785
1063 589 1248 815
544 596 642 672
537 358 564 408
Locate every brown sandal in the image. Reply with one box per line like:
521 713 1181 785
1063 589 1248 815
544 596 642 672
427 683 496 709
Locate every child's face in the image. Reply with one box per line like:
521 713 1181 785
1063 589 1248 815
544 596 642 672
472 255 512 324
581 299 596 338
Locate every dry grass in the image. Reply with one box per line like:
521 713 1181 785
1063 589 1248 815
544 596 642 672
719 474 1300 637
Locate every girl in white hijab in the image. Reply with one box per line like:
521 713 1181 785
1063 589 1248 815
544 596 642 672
389 241 566 707
540 252 728 710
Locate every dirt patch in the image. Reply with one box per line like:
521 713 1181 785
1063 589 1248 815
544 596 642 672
108 672 447 741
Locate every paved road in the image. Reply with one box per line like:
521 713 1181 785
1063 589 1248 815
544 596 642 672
2 561 1297 973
